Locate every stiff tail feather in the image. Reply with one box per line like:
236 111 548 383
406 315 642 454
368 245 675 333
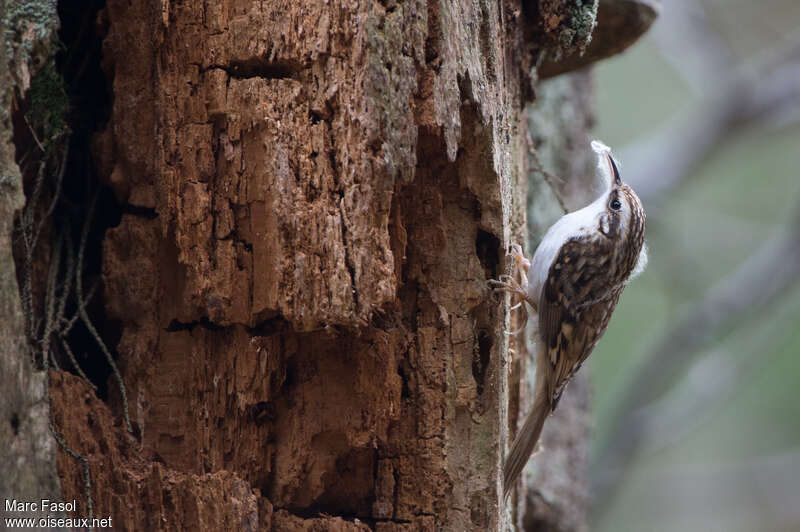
503 367 551 500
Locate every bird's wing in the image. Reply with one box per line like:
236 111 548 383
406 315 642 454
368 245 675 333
538 237 618 408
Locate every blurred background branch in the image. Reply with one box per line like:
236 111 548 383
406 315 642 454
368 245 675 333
622 4 800 206
586 1 800 530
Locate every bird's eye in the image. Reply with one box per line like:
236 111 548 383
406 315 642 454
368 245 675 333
610 199 622 211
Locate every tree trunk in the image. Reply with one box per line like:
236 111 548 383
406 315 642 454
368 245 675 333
0 0 63 524
52 1 530 529
2 0 654 530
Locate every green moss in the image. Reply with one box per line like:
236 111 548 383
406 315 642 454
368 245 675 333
26 55 69 147
551 0 599 60
568 0 599 48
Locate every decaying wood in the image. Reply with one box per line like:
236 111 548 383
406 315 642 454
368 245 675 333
55 1 530 529
0 1 63 523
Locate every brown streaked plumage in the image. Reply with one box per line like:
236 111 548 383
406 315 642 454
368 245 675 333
490 141 647 500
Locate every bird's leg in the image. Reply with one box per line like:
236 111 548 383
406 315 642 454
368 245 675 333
509 242 531 279
487 243 533 304
510 242 537 314
488 243 535 334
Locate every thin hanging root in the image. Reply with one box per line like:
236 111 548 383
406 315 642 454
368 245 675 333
491 286 529 335
60 337 97 392
506 297 529 336
489 276 531 333
49 420 93 522
487 276 526 299
504 324 526 336
76 193 132 434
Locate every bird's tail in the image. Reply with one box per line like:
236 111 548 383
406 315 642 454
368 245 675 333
503 362 551 500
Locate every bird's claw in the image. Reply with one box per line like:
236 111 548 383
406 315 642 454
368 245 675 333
488 242 534 334
509 243 531 274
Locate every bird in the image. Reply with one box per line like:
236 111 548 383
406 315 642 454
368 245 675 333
490 140 647 499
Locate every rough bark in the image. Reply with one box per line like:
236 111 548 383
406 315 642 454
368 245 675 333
54 1 531 530
0 0 63 523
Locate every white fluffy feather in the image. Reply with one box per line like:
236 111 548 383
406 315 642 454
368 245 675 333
630 242 649 280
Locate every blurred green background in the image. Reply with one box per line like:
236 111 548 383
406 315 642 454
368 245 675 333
589 1 800 530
